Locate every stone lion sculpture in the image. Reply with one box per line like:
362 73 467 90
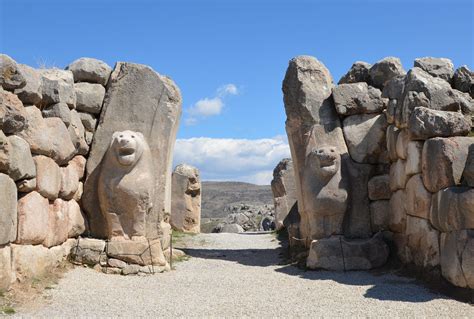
303 146 348 239
98 130 154 241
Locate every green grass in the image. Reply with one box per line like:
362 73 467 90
171 230 197 245
468 130 474 137
1 306 15 315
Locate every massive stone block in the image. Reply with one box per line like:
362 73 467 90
405 174 431 219
171 164 201 233
405 141 423 176
271 158 297 230
440 230 474 289
0 245 14 292
42 102 71 127
405 216 440 268
0 87 27 134
413 57 454 82
6 135 36 181
34 155 61 200
386 125 399 162
389 189 406 233
370 200 390 232
16 105 53 156
40 69 76 108
452 65 473 97
68 109 89 156
430 187 474 232
14 64 43 105
368 174 390 200
107 239 167 266
421 137 473 193
45 117 77 165
0 54 26 91
66 57 112 86
332 82 386 116
74 82 106 114
44 199 69 248
338 61 371 84
16 191 49 245
408 107 470 140
463 144 474 186
84 63 181 240
0 173 17 245
59 164 80 200
369 57 406 89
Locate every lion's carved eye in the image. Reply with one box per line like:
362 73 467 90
131 135 135 138
119 135 123 138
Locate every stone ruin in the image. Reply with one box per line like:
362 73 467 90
0 54 183 287
278 55 474 288
213 203 275 233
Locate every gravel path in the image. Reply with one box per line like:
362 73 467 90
17 233 473 318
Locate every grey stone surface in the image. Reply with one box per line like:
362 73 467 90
68 109 89 156
42 102 71 127
440 230 474 289
0 130 9 173
0 87 27 134
40 69 76 108
171 164 201 233
370 200 390 232
83 62 182 239
59 164 80 200
430 187 474 232
343 114 388 164
0 173 17 245
45 117 77 165
414 57 454 82
389 189 406 233
368 174 390 200
386 125 399 162
395 129 409 160
44 198 69 248
6 135 36 181
0 245 13 292
306 234 389 270
338 61 371 84
271 158 297 230
385 99 397 124
405 141 423 176
78 111 97 131
106 238 167 266
405 174 431 219
408 107 470 140
369 57 406 89
16 191 49 245
14 63 43 105
70 238 106 265
34 155 61 200
463 144 474 186
16 105 54 156
405 215 440 268
382 75 405 100
333 82 386 116
220 223 244 233
452 65 473 97
389 159 407 191
421 137 473 193
0 54 25 91
66 57 112 86
74 82 105 114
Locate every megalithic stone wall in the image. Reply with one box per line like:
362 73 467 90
270 158 297 230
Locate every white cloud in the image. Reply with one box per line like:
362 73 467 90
173 136 291 185
185 83 239 125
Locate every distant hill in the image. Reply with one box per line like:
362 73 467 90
201 181 273 218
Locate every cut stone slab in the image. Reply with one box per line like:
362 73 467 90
369 57 406 89
59 164 80 200
42 102 71 127
106 239 167 266
421 136 473 193
342 113 388 164
452 65 473 97
386 125 399 162
332 82 386 116
405 141 423 176
70 238 106 265
405 174 431 219
430 187 474 232
271 158 297 230
0 245 13 292
34 155 61 200
74 82 105 114
408 107 470 140
0 87 27 134
66 199 85 238
40 69 76 108
368 174 391 200
14 63 42 105
389 189 406 233
16 191 49 245
69 155 87 180
16 105 54 156
66 57 112 86
171 164 201 233
440 230 474 289
306 234 389 271
389 159 407 191
395 129 409 160
44 199 69 248
405 215 440 268
6 135 36 181
68 109 89 156
0 173 17 245
338 61 371 84
0 54 25 91
370 200 390 232
382 75 405 100
45 117 77 165
83 62 182 239
414 57 454 82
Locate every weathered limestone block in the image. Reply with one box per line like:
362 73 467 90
66 199 85 238
395 129 409 160
343 113 388 164
220 223 244 233
306 234 389 270
414 57 454 82
0 131 9 172
0 246 13 292
338 61 371 84
6 135 36 181
68 109 89 155
44 199 69 248
386 125 399 162
271 158 297 230
386 99 397 124
369 57 406 89
34 155 61 200
370 200 390 232
452 65 473 97
422 137 473 193
13 64 42 105
73 182 83 201
382 75 405 100
16 106 54 156
16 191 49 245
171 164 201 233
408 107 470 140
283 202 302 250
70 238 106 265
40 69 76 108
405 174 431 219
42 102 71 127
0 87 27 134
405 216 440 268
85 131 93 145
282 56 347 241
0 54 25 91
463 144 474 187
332 82 386 116
74 82 105 114
84 63 182 240
16 177 36 193
45 117 77 165
440 230 474 289
0 173 17 245
69 155 86 180
66 57 112 86
405 141 423 176
107 239 167 266
430 187 474 232
389 190 406 233
368 174 390 200
97 131 154 240
389 159 407 191
78 111 97 131
59 164 79 200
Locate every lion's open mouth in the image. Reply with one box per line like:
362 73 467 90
119 147 135 156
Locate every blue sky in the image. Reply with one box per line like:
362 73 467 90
1 0 473 183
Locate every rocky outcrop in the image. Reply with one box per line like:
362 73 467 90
271 158 297 230
66 57 112 86
171 164 201 233
0 54 26 91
